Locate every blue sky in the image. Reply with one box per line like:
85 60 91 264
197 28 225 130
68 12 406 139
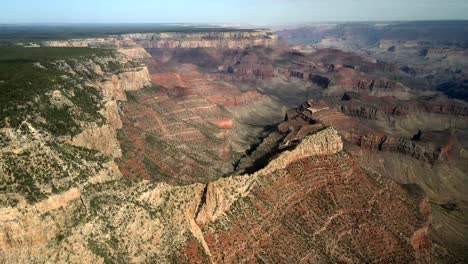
2 0 468 24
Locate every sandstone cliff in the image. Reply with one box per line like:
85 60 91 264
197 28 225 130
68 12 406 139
190 127 431 263
42 30 278 50
125 31 278 49
64 56 151 157
0 48 152 262
195 127 343 226
117 47 152 60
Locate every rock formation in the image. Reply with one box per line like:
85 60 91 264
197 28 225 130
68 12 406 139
125 31 278 49
3 25 468 263
42 30 278 50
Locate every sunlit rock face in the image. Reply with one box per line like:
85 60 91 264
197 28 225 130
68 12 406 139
42 30 278 50
185 127 431 263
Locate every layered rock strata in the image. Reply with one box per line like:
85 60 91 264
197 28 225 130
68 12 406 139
0 122 432 263
42 30 278 50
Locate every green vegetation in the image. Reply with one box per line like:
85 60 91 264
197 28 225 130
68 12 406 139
0 46 113 62
55 233 66 243
106 60 124 73
0 142 110 203
0 196 19 207
0 46 112 136
0 24 260 45
87 239 116 264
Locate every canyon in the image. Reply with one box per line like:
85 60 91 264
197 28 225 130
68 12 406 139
1 23 467 263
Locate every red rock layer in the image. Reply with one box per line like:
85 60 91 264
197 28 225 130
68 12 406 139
117 85 233 183
152 71 267 108
340 92 468 118
117 61 270 183
287 101 453 163
186 152 431 263
335 68 405 92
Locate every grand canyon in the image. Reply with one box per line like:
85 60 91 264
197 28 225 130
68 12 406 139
0 20 467 263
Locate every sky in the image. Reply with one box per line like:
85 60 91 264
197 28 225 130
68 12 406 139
1 0 468 24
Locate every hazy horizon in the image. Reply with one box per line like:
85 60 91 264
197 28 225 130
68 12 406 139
2 19 468 26
2 0 468 24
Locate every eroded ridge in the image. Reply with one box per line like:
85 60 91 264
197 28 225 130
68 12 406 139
184 127 431 263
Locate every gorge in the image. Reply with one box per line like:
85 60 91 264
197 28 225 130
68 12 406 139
1 24 467 263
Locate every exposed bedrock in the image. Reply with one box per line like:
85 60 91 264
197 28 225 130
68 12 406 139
42 30 278 50
117 47 152 60
118 67 152 91
70 61 151 156
342 133 438 163
126 31 279 49
288 100 466 165
7 27 466 263
97 64 151 101
196 127 343 226
187 127 431 263
338 92 468 120
337 77 405 92
0 123 431 263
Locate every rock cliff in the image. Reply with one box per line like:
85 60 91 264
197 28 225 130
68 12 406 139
125 31 278 49
196 127 343 226
62 55 151 157
0 47 152 262
189 126 431 263
42 30 278 50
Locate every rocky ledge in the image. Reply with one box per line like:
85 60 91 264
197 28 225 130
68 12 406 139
42 30 278 50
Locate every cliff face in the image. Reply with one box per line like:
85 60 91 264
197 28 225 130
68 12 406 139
0 48 152 262
98 67 151 100
298 99 464 164
63 55 151 157
343 132 438 162
125 31 278 49
196 127 343 226
288 98 467 262
117 47 152 60
70 124 122 158
187 127 431 263
42 30 278 50
196 155 431 263
339 92 468 119
118 67 152 90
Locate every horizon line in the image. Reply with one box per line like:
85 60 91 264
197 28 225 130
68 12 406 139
1 19 468 26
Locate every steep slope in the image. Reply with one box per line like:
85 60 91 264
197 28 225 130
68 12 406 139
0 46 155 262
42 30 278 50
0 47 149 204
197 154 431 263
0 119 431 264
282 99 468 262
116 63 277 183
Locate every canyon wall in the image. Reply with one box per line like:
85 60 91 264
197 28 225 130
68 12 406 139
0 120 431 263
196 127 343 226
42 30 278 50
125 31 278 49
0 50 154 262
67 57 151 157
